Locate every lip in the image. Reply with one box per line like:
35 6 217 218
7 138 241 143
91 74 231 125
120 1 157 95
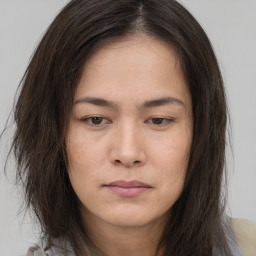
103 180 152 197
106 180 152 188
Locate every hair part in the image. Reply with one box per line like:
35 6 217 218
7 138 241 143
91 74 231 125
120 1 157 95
11 0 230 255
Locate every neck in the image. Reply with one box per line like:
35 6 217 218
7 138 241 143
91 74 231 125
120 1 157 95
82 211 168 256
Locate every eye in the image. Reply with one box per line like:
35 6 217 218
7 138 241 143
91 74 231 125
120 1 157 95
146 117 174 126
82 116 110 126
151 118 165 125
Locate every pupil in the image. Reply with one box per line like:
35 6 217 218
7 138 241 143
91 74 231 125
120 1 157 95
92 117 102 125
152 118 163 124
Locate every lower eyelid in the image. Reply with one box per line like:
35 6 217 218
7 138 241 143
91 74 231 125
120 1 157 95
81 116 111 126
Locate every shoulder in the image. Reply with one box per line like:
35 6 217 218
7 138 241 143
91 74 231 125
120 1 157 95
231 218 256 256
26 244 75 256
25 238 104 256
26 246 47 256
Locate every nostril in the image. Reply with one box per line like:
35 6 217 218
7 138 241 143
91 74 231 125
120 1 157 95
114 159 141 165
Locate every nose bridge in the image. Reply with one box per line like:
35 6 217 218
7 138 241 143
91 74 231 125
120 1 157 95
121 120 140 150
111 119 146 167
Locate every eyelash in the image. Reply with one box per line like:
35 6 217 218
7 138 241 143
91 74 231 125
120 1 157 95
81 116 111 126
145 117 174 126
81 116 174 127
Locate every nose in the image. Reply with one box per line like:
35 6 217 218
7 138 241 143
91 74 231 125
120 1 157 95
109 122 146 168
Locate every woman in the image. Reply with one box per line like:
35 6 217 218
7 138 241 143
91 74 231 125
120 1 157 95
9 0 255 255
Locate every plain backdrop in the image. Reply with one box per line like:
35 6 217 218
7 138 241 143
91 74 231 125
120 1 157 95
0 1 255 255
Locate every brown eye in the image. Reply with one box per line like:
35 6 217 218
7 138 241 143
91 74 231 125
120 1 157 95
82 116 110 127
145 117 174 127
90 117 104 125
152 118 164 125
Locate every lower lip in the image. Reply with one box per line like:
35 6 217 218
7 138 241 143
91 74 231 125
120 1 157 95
105 185 151 197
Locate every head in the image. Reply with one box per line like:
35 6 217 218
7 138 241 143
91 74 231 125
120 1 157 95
13 0 228 255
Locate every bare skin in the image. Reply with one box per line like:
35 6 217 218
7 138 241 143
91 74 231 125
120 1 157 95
66 34 193 256
82 206 167 256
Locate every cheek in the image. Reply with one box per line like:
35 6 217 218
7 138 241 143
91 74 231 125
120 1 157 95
66 125 104 170
66 140 101 209
152 127 192 170
153 153 187 215
151 128 191 199
66 129 94 188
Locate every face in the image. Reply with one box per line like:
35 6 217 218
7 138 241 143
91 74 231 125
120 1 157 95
66 35 193 230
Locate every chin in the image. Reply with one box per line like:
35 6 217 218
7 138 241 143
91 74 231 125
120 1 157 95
102 206 163 228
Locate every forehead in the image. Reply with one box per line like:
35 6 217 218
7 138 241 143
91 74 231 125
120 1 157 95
74 35 189 106
82 35 181 76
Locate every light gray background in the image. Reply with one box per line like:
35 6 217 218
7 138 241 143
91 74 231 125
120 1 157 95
0 1 255 255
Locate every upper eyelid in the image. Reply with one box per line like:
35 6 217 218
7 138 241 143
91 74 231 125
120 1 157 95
146 117 174 123
145 117 175 121
80 115 175 125
81 116 111 125
81 115 109 120
80 116 174 120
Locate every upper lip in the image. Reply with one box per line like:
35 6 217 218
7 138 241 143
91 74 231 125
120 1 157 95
105 180 152 188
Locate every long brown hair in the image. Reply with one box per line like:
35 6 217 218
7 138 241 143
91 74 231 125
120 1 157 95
10 0 229 255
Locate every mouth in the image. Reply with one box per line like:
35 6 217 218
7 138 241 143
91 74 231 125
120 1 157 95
103 180 152 197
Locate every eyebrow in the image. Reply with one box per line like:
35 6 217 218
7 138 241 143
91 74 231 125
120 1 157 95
74 96 184 109
140 97 184 108
74 97 117 108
